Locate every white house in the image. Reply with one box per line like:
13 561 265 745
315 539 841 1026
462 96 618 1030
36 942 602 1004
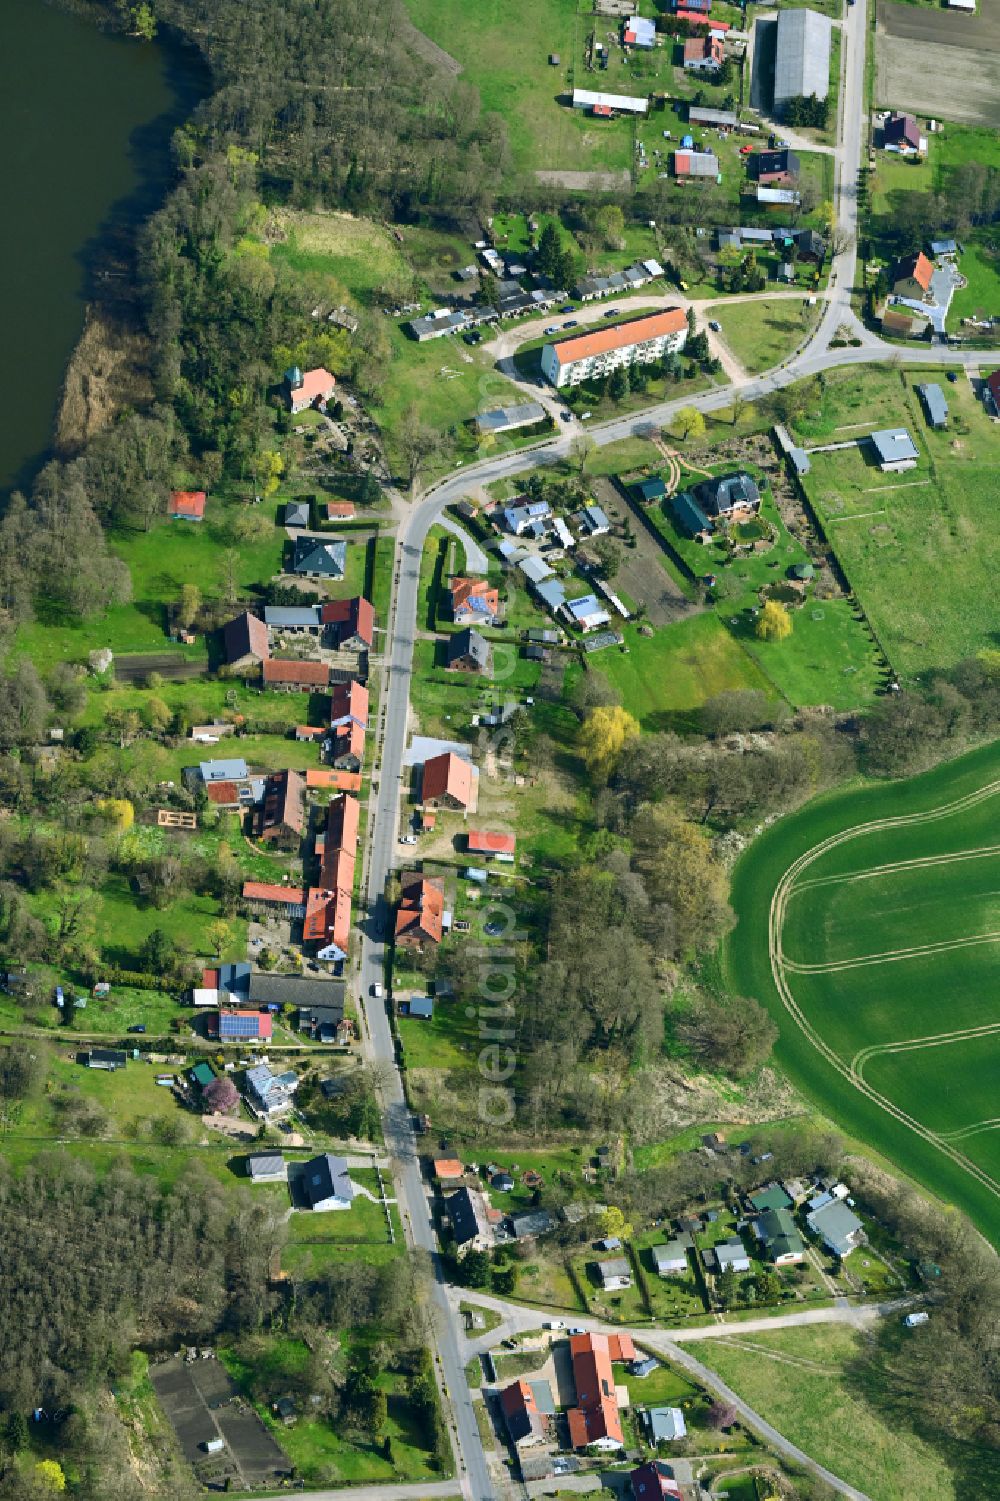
541 308 688 389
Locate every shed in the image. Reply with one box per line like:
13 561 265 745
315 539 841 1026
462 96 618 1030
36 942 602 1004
916 383 948 429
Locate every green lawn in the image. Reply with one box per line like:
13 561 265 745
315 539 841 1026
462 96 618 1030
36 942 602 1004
724 736 1000 1250
711 297 822 376
792 366 1000 678
590 610 778 731
696 1326 960 1501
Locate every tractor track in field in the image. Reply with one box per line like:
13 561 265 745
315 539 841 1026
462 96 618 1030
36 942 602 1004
789 840 1000 894
769 776 1000 1207
782 929 1000 976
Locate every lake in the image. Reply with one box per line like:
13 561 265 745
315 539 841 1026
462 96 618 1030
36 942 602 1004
0 0 204 495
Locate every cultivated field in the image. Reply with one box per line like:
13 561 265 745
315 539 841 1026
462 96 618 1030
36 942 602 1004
725 738 1000 1250
875 0 1000 127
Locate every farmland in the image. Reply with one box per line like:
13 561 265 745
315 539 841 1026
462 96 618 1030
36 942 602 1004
724 736 1000 1250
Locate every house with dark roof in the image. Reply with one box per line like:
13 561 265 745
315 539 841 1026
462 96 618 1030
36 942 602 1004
631 1459 683 1498
670 491 714 543
749 1182 793 1214
697 471 760 520
883 112 921 151
806 1198 864 1257
331 718 365 772
291 535 347 579
796 228 826 263
248 973 346 1010
298 1002 347 1040
302 1153 354 1211
322 595 376 650
890 251 934 299
248 1152 287 1183
283 501 311 528
254 769 305 846
635 476 666 503
446 1185 492 1249
447 628 491 673
916 382 948 429
596 1257 632 1290
753 1206 806 1264
509 1208 555 1239
85 1048 127 1071
749 148 800 185
222 611 270 669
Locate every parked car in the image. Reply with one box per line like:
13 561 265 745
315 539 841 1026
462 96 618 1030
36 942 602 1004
544 1319 565 1329
709 319 722 332
603 307 620 318
544 324 560 334
371 982 383 998
947 371 958 383
560 303 575 313
128 1024 146 1033
399 834 417 845
739 145 752 155
563 319 578 328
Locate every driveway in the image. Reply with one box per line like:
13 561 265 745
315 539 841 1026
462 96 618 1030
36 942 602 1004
437 511 490 573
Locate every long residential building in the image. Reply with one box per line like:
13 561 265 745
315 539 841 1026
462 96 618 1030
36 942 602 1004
540 308 687 388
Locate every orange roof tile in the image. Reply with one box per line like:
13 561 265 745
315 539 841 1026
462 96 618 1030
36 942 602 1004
467 829 516 855
547 308 688 368
169 489 206 519
263 658 331 687
297 367 336 403
242 881 306 905
422 751 474 807
306 768 362 792
433 1158 464 1179
330 679 369 727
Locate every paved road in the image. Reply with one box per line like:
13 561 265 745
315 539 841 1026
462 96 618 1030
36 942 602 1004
258 1483 460 1501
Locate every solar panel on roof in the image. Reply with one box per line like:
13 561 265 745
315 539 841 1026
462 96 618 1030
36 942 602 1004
220 1014 260 1038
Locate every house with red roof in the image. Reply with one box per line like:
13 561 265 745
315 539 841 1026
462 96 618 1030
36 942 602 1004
500 1380 550 1448
284 366 336 415
467 830 516 859
449 577 500 626
242 882 307 917
890 251 934 300
325 501 356 521
306 768 362 793
395 872 445 946
630 1460 682 1499
263 659 331 690
683 34 724 71
566 1333 625 1451
169 490 207 521
222 610 269 669
421 751 476 810
322 596 375 651
330 680 369 730
254 769 305 847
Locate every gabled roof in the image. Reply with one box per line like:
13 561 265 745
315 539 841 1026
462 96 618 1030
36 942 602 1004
500 1380 545 1444
262 658 331 687
447 628 490 669
891 250 934 291
306 767 362 792
567 1333 623 1448
303 1152 353 1206
169 489 206 519
255 769 305 837
291 535 347 578
242 881 306 906
223 610 269 664
396 872 445 944
467 829 516 855
750 148 800 179
321 595 375 646
884 112 921 149
247 973 346 1009
422 751 475 806
331 718 365 763
433 1158 464 1179
450 577 500 618
546 308 687 367
288 367 336 402
446 1185 488 1244
631 1459 682 1498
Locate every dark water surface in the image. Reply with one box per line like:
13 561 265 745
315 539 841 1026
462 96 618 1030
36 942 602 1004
0 0 203 494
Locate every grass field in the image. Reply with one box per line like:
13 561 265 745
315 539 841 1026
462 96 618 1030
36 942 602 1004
724 736 1000 1250
695 1326 960 1501
711 298 822 376
791 365 1000 679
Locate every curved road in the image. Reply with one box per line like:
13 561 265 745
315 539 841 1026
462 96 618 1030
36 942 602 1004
351 0 998 1494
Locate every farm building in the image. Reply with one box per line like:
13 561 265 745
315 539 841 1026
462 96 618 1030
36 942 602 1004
222 610 269 669
772 8 831 118
688 105 738 128
322 595 375 650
